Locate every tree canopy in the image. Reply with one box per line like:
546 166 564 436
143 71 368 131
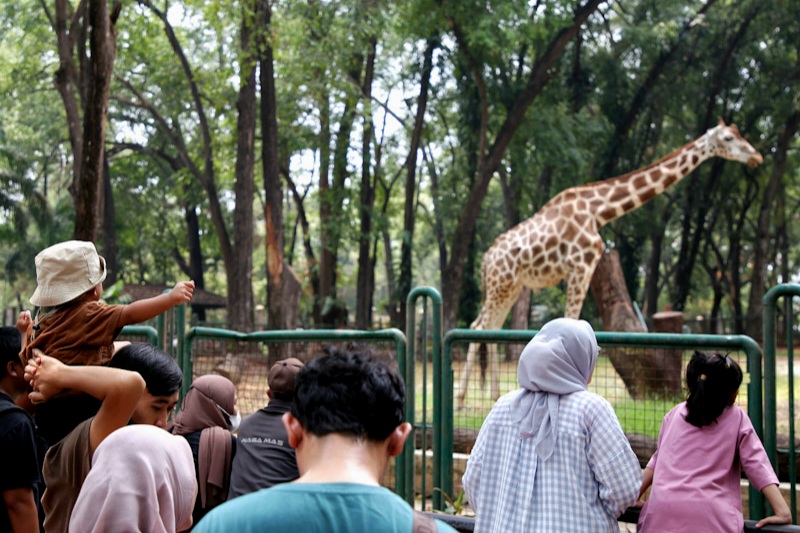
1 0 798 335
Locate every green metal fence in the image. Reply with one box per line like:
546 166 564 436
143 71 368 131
179 326 411 502
131 284 799 522
764 283 800 522
118 325 159 346
441 328 766 518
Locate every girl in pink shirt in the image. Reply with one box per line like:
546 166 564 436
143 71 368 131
637 351 791 532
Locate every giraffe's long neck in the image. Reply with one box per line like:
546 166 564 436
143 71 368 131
593 133 714 226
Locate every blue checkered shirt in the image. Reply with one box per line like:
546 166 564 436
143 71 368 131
463 389 641 533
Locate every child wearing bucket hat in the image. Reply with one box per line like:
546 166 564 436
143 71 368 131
16 240 194 445
18 240 195 367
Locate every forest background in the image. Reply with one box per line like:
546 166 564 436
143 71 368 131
0 0 798 343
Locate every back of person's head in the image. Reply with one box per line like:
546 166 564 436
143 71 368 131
68 424 196 533
171 374 236 435
291 347 405 441
517 317 598 393
268 357 304 401
109 343 183 396
0 326 22 379
685 351 743 427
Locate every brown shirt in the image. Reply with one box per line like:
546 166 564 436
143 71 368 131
23 301 125 366
41 418 93 533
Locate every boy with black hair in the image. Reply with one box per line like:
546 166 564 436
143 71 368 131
0 327 45 533
195 348 456 533
107 342 184 427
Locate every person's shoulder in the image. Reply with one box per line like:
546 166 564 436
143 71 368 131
493 388 523 408
193 486 285 531
568 389 612 410
0 397 34 438
47 417 94 456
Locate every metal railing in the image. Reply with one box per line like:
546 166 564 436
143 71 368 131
180 326 410 501
764 284 800 522
135 284 799 523
442 328 765 517
118 325 159 346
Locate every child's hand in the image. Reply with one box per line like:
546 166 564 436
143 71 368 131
17 310 32 335
756 512 792 528
26 350 66 404
170 280 195 305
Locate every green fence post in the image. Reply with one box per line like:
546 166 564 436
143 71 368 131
763 283 800 523
407 287 443 510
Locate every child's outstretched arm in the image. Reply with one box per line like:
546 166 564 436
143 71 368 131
756 484 792 528
119 280 195 326
26 350 146 455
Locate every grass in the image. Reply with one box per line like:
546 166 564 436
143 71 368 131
414 348 777 440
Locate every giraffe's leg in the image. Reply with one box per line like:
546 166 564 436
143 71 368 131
564 242 604 318
482 290 520 404
456 341 480 409
488 342 501 401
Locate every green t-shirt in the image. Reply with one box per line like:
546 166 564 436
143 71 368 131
193 482 457 533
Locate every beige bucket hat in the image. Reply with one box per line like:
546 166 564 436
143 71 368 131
30 240 107 308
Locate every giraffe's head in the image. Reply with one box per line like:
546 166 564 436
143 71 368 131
707 119 763 168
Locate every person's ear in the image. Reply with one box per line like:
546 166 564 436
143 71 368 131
6 360 22 380
283 412 303 449
266 388 274 400
387 422 413 457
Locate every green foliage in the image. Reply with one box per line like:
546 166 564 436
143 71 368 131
0 0 798 329
434 488 467 515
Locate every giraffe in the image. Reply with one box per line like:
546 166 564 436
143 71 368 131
456 119 763 409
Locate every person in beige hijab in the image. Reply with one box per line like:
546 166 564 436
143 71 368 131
68 424 196 533
170 374 238 524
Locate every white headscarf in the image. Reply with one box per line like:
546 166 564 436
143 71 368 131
511 317 599 460
68 425 197 533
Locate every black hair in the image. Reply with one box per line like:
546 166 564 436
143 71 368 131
0 327 22 379
291 346 406 441
684 350 743 427
109 343 183 396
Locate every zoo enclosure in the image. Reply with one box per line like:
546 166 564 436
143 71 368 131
118 284 800 523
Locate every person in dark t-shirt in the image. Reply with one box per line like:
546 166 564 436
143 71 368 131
0 327 46 533
227 358 304 499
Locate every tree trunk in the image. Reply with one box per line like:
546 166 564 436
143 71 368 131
184 203 206 322
643 214 667 316
229 0 258 332
671 158 724 311
398 37 437 332
355 32 377 330
746 109 800 340
101 152 118 285
590 250 679 399
72 0 119 241
442 0 605 331
318 97 358 320
260 0 292 358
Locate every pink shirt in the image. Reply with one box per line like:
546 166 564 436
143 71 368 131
638 402 778 533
